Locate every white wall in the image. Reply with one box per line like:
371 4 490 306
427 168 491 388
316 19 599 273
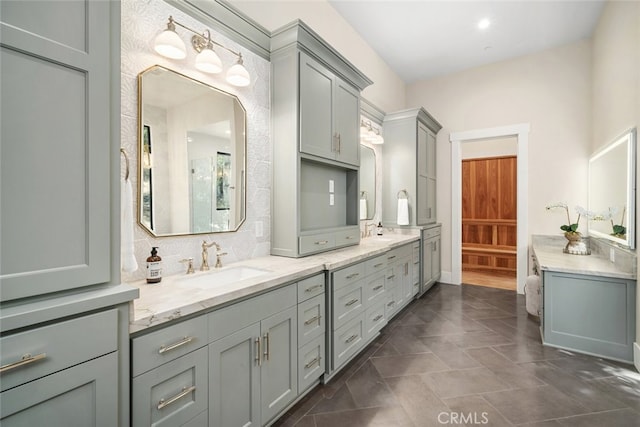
591 0 640 369
121 0 271 281
227 0 406 113
406 41 593 282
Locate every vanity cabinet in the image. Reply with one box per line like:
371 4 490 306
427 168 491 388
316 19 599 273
422 224 442 294
384 245 413 319
270 21 372 258
382 108 442 227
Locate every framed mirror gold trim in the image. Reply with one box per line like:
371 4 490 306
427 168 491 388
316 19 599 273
137 65 247 237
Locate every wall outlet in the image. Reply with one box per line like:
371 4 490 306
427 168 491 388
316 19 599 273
329 194 335 206
255 221 263 238
609 247 615 262
329 179 334 193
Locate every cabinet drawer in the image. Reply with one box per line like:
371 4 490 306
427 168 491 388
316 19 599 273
364 273 386 305
333 279 364 330
132 347 208 427
132 315 208 377
183 410 208 427
0 309 117 392
333 314 364 369
209 283 296 342
412 242 420 264
333 262 365 289
297 274 325 302
385 286 402 320
334 228 360 247
298 335 325 393
365 255 387 276
423 226 441 239
299 232 335 255
298 294 325 345
365 302 387 340
385 266 399 290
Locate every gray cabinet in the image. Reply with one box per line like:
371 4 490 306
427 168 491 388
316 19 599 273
541 270 636 363
270 21 372 258
296 274 326 393
422 225 442 294
382 108 442 227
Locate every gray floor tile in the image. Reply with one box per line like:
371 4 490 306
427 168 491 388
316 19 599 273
385 375 450 426
346 360 398 408
589 373 640 412
423 340 483 369
446 330 515 348
313 405 415 427
442 395 511 427
308 385 357 415
491 341 567 363
555 408 640 427
421 367 512 398
547 355 631 380
371 353 449 378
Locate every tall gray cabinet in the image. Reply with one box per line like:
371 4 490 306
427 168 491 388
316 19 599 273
0 2 137 425
270 20 372 257
382 108 442 227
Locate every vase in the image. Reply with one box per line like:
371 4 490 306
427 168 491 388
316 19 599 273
563 231 589 255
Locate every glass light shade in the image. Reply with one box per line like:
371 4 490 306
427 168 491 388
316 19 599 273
154 29 187 59
226 61 250 87
371 133 384 145
195 48 223 74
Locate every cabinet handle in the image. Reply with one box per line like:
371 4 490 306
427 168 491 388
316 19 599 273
345 298 359 307
345 334 358 343
0 353 47 374
255 337 261 366
374 263 384 268
428 207 432 218
157 386 196 410
305 315 322 325
373 315 383 322
387 275 395 280
345 235 355 240
305 284 324 293
346 273 359 280
305 356 322 369
158 336 193 354
387 301 395 307
373 285 383 291
332 132 338 152
405 263 409 275
263 333 270 361
336 133 341 153
387 255 396 260
315 240 329 245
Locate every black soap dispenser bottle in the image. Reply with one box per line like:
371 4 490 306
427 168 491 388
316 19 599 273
146 247 162 283
376 222 383 236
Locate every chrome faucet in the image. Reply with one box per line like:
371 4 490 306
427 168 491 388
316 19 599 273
179 258 195 274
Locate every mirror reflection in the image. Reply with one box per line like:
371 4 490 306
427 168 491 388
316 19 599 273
359 145 376 220
138 66 246 236
588 128 636 248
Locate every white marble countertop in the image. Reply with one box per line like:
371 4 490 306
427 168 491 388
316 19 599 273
129 232 419 334
531 235 636 280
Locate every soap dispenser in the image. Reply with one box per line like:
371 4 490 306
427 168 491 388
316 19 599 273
376 222 383 236
146 247 162 283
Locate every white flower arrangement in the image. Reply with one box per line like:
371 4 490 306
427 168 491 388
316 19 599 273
545 203 596 233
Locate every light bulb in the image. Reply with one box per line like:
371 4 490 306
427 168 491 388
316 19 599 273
195 48 223 74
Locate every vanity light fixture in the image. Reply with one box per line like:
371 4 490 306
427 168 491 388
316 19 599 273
477 18 491 30
154 16 251 87
360 119 384 145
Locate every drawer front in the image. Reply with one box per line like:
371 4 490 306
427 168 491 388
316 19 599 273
364 273 386 306
298 294 325 345
183 410 208 427
333 279 364 330
0 309 117 392
333 315 364 369
385 266 399 290
298 335 325 393
209 283 296 342
299 233 335 255
132 347 208 427
334 228 360 247
412 242 420 264
333 262 365 289
365 302 387 340
365 255 387 276
297 274 325 302
385 286 402 320
423 226 441 240
132 315 208 377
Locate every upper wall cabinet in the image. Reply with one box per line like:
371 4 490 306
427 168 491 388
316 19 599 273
382 108 442 227
270 20 372 257
0 0 117 301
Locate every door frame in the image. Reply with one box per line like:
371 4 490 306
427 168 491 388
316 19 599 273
450 123 530 294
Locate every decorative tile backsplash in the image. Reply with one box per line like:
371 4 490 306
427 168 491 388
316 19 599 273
120 0 271 282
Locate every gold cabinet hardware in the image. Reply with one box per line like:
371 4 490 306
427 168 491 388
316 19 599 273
157 386 196 410
345 299 359 307
304 356 322 369
263 333 270 361
345 334 358 343
158 336 193 354
305 284 324 293
0 353 47 374
304 315 322 325
255 337 261 366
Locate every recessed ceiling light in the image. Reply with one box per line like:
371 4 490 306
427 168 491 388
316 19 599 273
478 18 491 30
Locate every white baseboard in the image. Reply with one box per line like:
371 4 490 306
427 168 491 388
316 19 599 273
634 342 640 371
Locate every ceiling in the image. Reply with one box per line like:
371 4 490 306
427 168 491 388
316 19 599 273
328 0 606 83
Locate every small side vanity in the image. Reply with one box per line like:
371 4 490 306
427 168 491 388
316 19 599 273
532 235 636 363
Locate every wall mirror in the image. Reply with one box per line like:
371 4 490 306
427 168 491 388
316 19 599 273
138 65 246 236
588 128 636 248
359 145 376 220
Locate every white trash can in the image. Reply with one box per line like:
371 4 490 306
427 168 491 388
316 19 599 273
525 275 541 320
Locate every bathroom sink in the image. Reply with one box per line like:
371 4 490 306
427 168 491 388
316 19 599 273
177 266 270 287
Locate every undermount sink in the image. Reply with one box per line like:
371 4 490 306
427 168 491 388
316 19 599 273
177 266 270 287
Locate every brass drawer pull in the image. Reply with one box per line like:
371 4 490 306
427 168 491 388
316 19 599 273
346 273 360 280
263 333 270 361
305 284 323 293
345 299 359 307
387 301 395 307
373 263 384 268
345 334 358 344
255 337 261 366
373 285 383 291
373 315 383 322
387 255 396 260
0 353 47 374
304 315 322 325
157 386 196 410
315 240 329 245
305 356 322 369
158 336 193 354
387 275 395 280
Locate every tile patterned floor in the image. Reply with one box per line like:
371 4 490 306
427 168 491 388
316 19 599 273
273 283 640 427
